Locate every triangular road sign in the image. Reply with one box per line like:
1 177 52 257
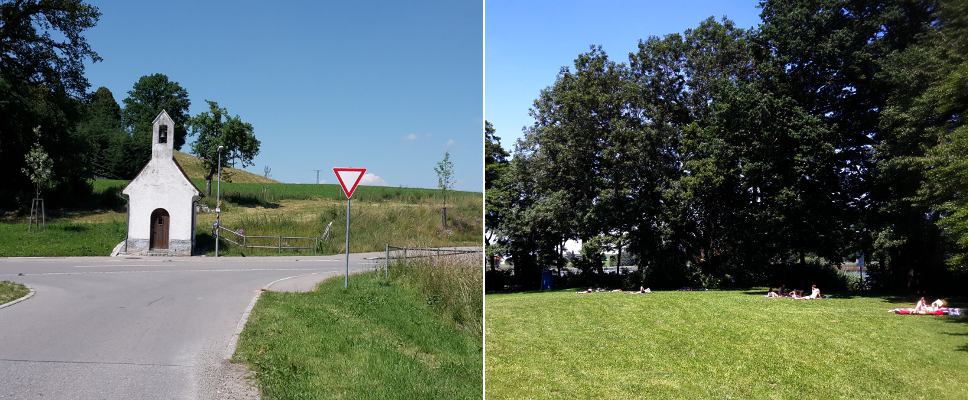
333 167 366 199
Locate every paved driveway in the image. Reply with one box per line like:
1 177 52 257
0 253 384 399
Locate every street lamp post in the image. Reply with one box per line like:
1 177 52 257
215 145 224 257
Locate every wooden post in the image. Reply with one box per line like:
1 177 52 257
278 236 282 254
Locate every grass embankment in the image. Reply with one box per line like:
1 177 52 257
485 290 968 399
0 281 30 304
234 257 482 399
0 178 481 256
173 151 277 183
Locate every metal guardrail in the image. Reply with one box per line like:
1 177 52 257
215 222 333 253
382 245 482 275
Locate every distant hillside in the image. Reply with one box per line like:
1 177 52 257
174 151 277 184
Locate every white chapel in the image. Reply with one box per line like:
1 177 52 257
121 110 202 255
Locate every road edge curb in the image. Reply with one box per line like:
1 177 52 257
223 272 319 360
0 286 35 310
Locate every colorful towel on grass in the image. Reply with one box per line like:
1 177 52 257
890 308 962 316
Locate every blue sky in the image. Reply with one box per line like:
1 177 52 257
84 0 483 191
486 0 762 150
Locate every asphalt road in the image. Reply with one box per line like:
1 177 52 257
0 252 386 399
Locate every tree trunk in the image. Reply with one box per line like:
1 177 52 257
205 176 213 197
557 240 564 277
617 243 622 275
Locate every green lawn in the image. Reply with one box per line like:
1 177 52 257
234 267 482 399
0 280 29 304
485 290 968 399
0 220 126 257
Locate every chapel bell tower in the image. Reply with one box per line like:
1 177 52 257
152 110 175 160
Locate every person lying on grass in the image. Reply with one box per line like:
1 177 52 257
889 299 957 315
578 288 594 294
629 286 651 294
792 284 822 300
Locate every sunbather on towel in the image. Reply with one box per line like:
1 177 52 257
766 288 782 298
630 286 651 294
915 297 928 312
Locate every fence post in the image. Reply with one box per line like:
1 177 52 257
242 234 247 248
385 244 389 279
315 238 319 255
278 236 282 254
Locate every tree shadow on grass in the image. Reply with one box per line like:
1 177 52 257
60 224 89 232
193 232 215 255
224 193 279 209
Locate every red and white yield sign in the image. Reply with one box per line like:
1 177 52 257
333 168 366 199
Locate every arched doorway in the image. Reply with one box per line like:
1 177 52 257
150 208 170 250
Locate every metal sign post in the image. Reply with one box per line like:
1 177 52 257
344 197 351 288
333 167 367 289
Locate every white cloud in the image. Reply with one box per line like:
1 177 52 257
405 133 418 141
445 139 456 149
359 172 388 186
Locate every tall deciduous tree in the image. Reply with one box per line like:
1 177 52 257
489 1 966 293
121 73 190 154
116 74 191 178
188 100 260 195
0 0 100 208
484 121 509 269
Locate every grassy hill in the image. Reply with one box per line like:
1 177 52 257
173 151 277 184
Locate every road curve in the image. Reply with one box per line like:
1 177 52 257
0 253 384 399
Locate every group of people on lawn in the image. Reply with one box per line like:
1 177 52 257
577 286 652 294
765 284 822 299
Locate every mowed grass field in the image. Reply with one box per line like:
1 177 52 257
485 290 968 399
234 257 482 399
0 176 481 256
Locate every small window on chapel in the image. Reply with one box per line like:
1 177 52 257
159 125 168 144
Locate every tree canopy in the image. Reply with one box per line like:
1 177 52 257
0 0 101 207
488 0 966 294
188 100 260 195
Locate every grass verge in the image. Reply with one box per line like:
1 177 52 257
0 220 126 257
485 290 968 399
0 281 29 304
234 258 482 399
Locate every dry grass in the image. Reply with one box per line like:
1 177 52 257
174 151 277 184
392 253 483 337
